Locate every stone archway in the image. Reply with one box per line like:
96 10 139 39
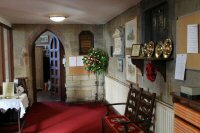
31 29 66 102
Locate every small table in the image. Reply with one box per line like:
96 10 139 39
0 93 29 118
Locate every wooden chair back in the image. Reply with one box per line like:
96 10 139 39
124 85 142 122
102 85 156 133
16 77 28 96
135 90 156 132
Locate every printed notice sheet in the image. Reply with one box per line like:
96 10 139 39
77 56 84 66
175 54 187 80
187 24 198 53
69 56 76 67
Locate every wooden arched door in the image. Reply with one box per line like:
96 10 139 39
32 31 66 102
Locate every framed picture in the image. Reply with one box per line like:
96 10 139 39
118 59 123 72
40 35 49 43
112 28 124 56
125 17 138 48
131 44 141 56
126 55 137 84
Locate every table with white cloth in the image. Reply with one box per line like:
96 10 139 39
0 93 29 118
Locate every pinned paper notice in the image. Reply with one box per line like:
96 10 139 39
77 56 84 66
69 56 84 67
69 56 76 67
175 54 187 80
187 24 198 53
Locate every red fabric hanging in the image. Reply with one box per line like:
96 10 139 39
146 62 157 82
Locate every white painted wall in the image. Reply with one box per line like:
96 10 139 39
105 76 129 115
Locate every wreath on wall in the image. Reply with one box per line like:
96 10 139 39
82 48 109 74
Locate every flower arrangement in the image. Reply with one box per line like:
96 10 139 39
82 48 109 74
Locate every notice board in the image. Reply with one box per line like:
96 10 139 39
177 11 200 70
68 56 88 75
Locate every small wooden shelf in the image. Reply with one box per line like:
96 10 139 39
130 56 173 81
130 56 173 61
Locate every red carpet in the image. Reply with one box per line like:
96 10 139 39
22 102 107 133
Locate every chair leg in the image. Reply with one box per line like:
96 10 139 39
102 118 105 133
124 125 128 133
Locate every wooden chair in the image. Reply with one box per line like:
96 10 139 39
16 77 28 96
134 91 156 133
102 86 156 133
102 85 143 133
0 108 25 133
15 77 30 111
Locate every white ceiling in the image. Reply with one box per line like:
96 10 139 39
0 0 141 24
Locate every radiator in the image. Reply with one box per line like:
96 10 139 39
155 102 174 133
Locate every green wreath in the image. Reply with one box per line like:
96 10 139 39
82 48 109 74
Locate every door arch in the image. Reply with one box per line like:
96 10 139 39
32 29 66 102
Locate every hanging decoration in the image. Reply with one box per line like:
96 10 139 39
82 48 109 74
146 62 157 82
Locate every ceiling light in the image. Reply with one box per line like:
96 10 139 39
49 16 66 22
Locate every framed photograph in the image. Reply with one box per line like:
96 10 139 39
118 59 123 72
126 55 137 84
131 44 141 56
125 17 138 48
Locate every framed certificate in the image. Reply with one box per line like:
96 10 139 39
131 44 141 56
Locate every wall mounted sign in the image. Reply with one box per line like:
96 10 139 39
40 35 49 43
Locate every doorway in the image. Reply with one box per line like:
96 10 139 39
33 30 66 102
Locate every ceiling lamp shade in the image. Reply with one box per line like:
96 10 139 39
49 16 66 22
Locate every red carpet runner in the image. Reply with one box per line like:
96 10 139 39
22 102 107 133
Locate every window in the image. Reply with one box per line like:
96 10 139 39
79 31 94 55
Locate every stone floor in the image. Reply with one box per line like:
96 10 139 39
37 91 60 102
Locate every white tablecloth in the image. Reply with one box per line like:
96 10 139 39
0 93 29 118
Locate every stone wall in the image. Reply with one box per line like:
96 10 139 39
12 24 104 103
103 0 200 105
103 4 142 83
103 0 173 104
12 0 200 104
66 74 104 102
